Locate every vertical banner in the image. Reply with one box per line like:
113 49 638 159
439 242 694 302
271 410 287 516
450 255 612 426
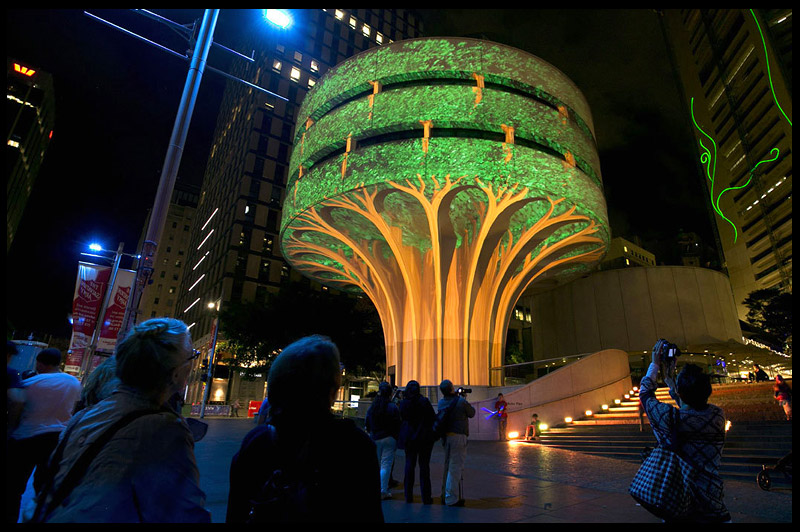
64 262 111 375
97 269 137 357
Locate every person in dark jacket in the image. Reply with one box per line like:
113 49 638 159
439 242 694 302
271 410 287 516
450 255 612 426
226 335 383 523
366 381 401 499
397 380 436 504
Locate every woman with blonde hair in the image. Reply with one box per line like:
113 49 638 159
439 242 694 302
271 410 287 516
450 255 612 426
33 318 210 523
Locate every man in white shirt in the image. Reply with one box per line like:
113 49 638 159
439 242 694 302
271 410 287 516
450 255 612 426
6 348 81 523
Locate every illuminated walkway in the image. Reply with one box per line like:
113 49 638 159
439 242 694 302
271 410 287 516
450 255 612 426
195 418 791 523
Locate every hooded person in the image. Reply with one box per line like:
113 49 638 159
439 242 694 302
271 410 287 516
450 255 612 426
398 380 436 504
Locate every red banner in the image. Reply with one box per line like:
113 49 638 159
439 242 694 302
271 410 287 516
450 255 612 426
97 268 136 354
65 262 111 375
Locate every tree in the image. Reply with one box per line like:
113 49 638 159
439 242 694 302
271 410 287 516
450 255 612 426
743 288 792 353
219 283 386 379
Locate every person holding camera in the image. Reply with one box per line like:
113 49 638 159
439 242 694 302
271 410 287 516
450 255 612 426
638 339 730 522
436 380 475 507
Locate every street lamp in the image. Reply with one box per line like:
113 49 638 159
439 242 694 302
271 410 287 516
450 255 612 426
104 9 291 338
199 297 222 418
79 242 140 383
263 9 292 28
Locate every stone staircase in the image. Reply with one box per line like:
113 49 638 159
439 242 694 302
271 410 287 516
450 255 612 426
528 386 793 484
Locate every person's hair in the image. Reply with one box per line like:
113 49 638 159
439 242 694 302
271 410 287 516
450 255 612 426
404 380 421 399
268 335 341 420
676 363 712 409
115 318 190 395
36 347 62 367
440 379 454 395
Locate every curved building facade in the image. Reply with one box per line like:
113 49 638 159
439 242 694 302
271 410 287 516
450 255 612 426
528 265 743 359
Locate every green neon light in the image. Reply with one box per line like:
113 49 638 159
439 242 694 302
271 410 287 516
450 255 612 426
750 9 792 127
690 10 792 245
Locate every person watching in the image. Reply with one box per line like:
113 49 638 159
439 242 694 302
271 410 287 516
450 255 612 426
436 380 475 507
33 318 210 523
638 339 731 523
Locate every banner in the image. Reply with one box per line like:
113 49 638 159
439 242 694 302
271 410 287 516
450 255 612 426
65 262 111 375
97 268 136 354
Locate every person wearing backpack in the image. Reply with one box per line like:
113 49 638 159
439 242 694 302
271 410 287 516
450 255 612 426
436 380 475 507
397 380 436 504
226 335 384 523
366 381 402 500
31 318 210 523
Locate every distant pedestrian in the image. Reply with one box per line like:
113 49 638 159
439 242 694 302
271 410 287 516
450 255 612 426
398 380 436 504
495 393 508 441
231 399 241 417
773 375 792 421
7 348 81 523
436 380 475 507
32 318 211 523
366 381 402 499
226 335 383 523
753 364 769 382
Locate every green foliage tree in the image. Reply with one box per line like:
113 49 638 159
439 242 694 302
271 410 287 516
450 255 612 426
219 283 386 379
743 287 792 353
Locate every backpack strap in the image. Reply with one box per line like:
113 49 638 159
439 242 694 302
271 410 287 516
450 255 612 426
33 408 167 522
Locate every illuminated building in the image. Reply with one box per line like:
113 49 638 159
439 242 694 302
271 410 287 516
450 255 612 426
7 58 55 254
178 9 423 405
658 9 792 320
282 38 609 387
599 237 657 270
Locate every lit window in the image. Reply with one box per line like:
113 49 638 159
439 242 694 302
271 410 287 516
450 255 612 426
362 24 371 37
310 59 319 72
272 59 282 72
290 67 301 81
376 32 384 44
8 139 20 149
308 78 316 89
335 9 344 20
294 51 303 63
349 16 357 29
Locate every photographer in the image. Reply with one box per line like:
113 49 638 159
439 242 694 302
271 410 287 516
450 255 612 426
638 339 730 523
436 380 475 506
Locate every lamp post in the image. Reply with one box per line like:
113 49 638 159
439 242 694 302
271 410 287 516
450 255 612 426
199 298 221 418
79 242 139 383
111 8 293 339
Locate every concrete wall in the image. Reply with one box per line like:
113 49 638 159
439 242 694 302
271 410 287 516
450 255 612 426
530 266 742 358
470 349 632 440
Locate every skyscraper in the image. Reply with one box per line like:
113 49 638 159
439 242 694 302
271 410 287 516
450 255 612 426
7 58 55 254
658 9 792 320
177 9 423 403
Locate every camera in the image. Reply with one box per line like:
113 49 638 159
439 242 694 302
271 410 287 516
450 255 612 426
656 339 681 362
457 387 472 396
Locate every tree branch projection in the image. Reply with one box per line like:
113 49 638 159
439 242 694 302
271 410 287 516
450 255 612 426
282 38 609 386
284 176 604 386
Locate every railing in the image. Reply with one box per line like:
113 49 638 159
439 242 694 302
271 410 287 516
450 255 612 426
489 352 592 386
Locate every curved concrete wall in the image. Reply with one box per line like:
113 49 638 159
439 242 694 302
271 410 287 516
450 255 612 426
471 349 632 440
529 266 742 358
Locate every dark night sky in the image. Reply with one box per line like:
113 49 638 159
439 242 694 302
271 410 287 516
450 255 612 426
7 9 717 340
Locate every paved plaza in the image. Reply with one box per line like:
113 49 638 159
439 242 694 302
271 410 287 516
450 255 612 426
195 418 792 523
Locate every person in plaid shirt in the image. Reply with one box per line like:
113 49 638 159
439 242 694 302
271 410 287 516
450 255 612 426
638 339 731 523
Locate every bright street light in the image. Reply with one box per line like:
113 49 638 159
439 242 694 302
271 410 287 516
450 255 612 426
89 243 103 252
264 9 292 28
